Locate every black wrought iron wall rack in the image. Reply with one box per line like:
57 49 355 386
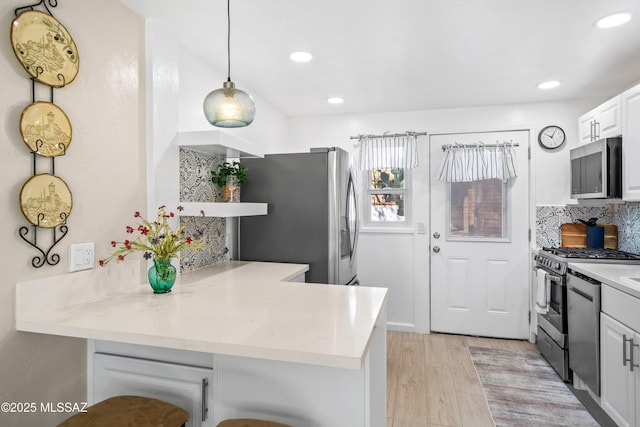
14 0 72 268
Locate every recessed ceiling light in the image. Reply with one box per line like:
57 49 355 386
595 12 632 29
537 80 561 90
327 97 344 104
290 51 313 62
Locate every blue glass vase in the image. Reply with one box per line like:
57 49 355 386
148 259 177 294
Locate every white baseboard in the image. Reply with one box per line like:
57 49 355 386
386 322 416 332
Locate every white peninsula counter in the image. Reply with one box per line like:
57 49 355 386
16 261 388 427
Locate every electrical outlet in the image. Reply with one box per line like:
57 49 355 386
69 242 94 272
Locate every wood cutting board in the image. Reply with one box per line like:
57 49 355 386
561 223 618 249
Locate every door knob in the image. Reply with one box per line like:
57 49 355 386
433 246 440 253
433 232 440 239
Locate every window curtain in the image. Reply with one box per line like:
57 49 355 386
437 142 518 182
358 133 419 170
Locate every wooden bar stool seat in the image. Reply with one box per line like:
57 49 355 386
57 395 189 427
217 419 292 427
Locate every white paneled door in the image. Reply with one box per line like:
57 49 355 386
430 131 530 339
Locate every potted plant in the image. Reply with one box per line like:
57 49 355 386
211 161 248 202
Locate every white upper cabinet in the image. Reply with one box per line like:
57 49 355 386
623 83 640 201
578 110 598 145
578 95 623 144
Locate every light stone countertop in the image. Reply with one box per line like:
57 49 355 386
16 261 388 369
567 262 640 299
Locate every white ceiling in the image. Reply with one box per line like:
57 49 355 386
122 0 640 118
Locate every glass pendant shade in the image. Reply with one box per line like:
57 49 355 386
203 80 256 128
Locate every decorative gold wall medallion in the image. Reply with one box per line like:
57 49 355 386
10 10 79 87
20 101 72 156
20 173 72 228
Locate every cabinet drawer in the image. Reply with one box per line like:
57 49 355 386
537 326 570 382
602 285 640 332
93 340 213 368
93 353 214 427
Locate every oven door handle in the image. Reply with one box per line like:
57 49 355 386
533 267 563 284
548 273 563 283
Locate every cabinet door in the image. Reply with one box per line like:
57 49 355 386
601 313 636 427
597 95 622 139
93 353 214 427
579 110 597 144
637 331 640 427
623 84 640 201
578 96 623 145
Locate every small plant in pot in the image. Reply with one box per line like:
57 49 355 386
211 161 248 202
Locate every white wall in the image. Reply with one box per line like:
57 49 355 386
287 100 600 203
0 1 145 425
287 99 599 331
177 46 289 155
144 18 290 268
144 18 291 213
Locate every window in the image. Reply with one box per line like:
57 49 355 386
447 178 509 241
363 168 411 227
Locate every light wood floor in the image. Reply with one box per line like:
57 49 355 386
386 330 538 427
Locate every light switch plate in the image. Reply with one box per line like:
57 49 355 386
69 242 94 272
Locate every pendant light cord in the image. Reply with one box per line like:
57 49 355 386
226 0 231 82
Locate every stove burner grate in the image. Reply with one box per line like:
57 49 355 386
541 247 640 260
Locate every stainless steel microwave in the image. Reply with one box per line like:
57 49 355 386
570 137 622 199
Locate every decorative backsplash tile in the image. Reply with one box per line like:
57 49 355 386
179 148 228 272
179 215 228 270
180 148 224 202
536 203 640 254
535 205 614 248
611 203 640 254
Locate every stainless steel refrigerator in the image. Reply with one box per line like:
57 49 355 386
239 147 359 285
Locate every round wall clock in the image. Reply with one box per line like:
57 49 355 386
538 125 566 149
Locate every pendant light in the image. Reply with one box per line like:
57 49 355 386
203 0 256 128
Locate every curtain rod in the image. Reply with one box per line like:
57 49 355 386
441 142 519 151
350 132 428 140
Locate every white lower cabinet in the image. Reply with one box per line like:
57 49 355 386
92 352 215 427
601 312 639 427
88 310 386 427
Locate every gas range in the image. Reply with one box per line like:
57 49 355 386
535 247 640 395
542 246 640 260
534 246 640 383
537 247 640 275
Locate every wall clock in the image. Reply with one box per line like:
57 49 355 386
538 125 566 149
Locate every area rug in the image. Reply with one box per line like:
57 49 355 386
468 346 600 427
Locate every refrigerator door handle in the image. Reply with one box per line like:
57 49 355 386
347 169 359 260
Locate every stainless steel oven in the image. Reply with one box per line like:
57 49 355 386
535 247 640 384
535 253 570 381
